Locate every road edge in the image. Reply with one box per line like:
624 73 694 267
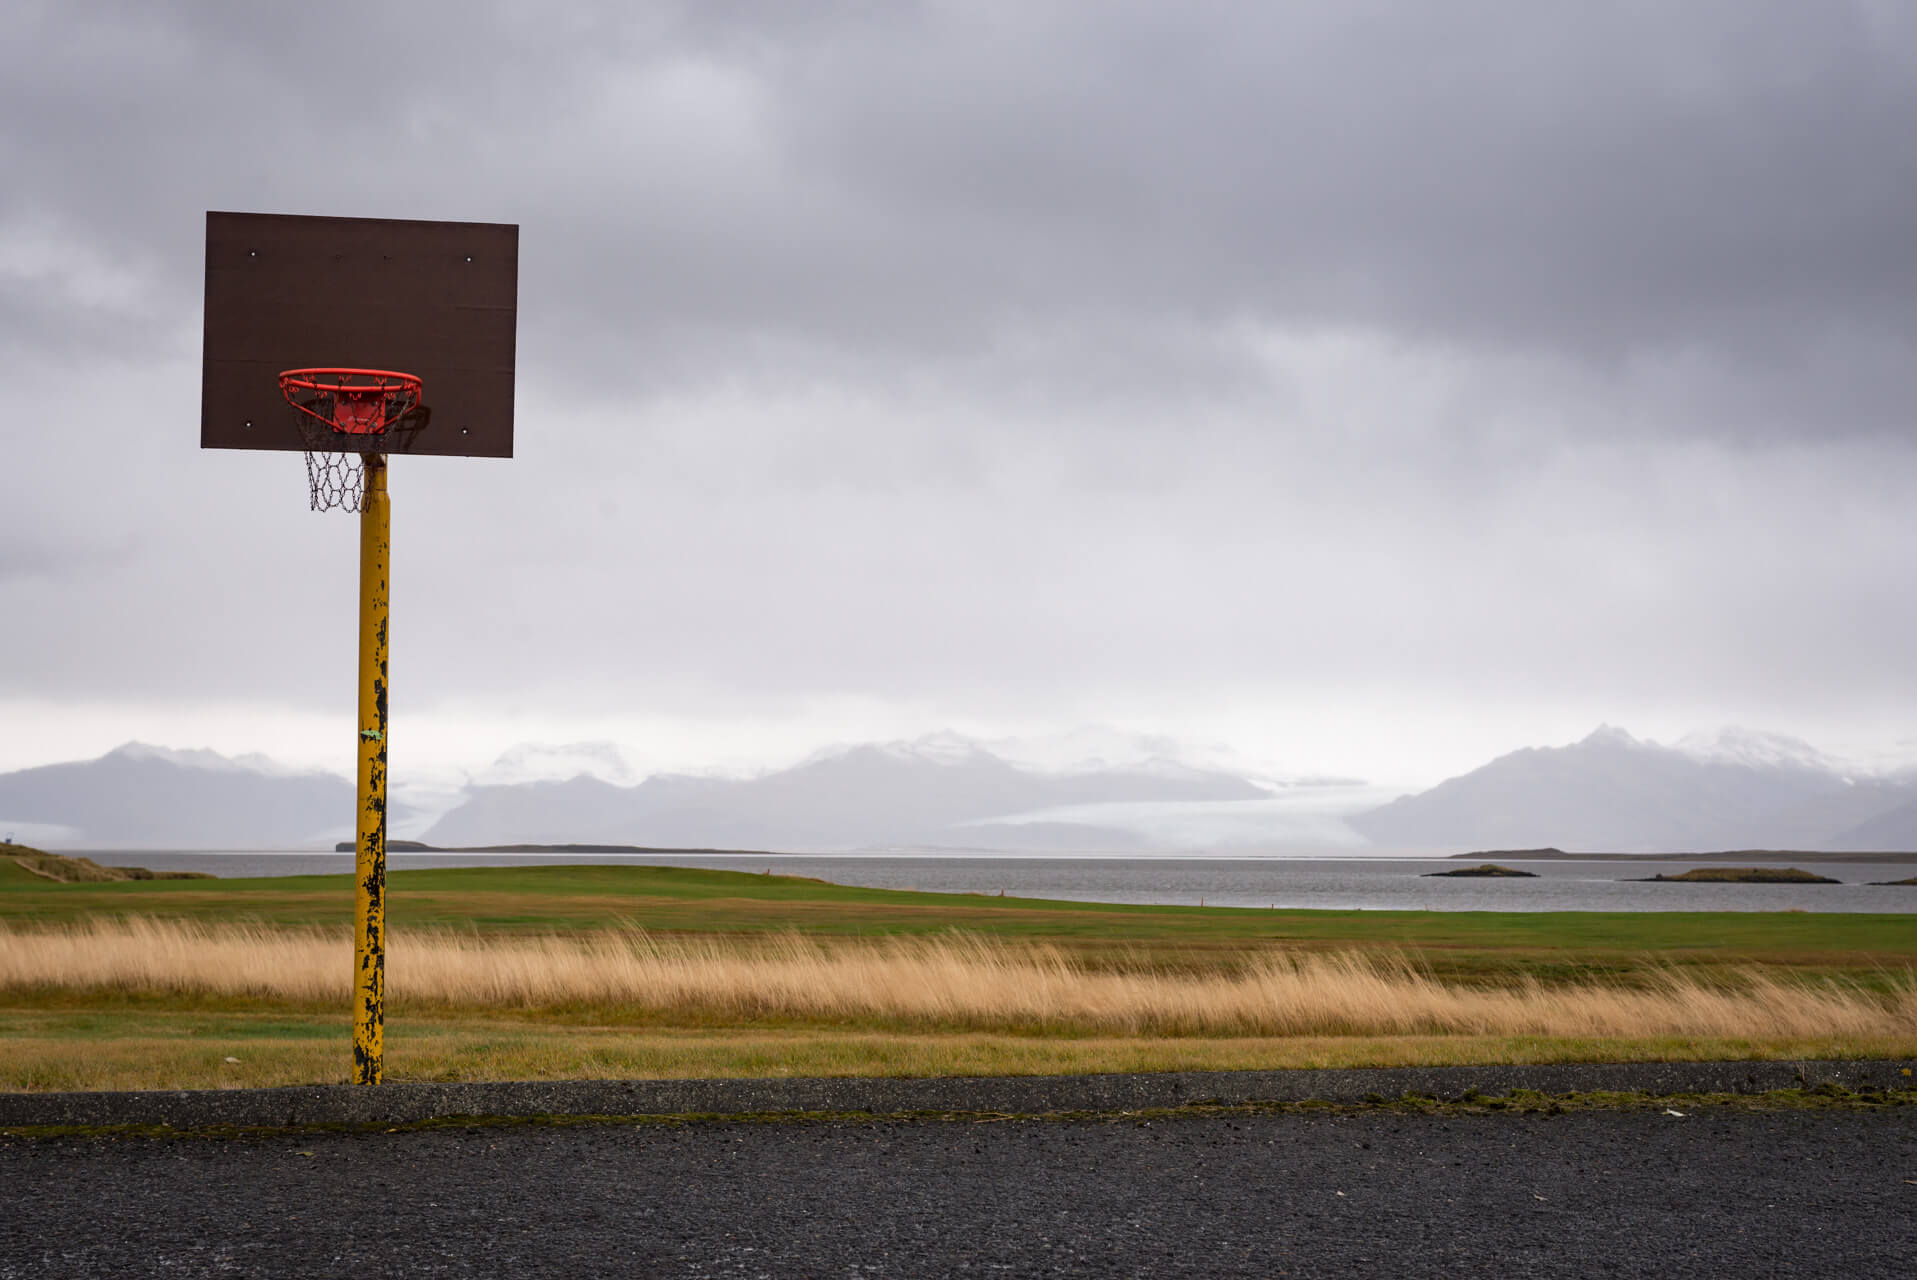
2 1059 1913 1128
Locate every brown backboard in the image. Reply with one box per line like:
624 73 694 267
202 211 517 457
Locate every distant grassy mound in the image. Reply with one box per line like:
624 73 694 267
1 843 211 884
1639 867 1840 885
1425 864 1538 878
1870 876 1917 887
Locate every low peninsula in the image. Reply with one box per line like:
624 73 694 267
2 842 212 883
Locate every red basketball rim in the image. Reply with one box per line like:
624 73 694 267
278 368 423 436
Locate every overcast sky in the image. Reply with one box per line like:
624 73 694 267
4 0 1917 787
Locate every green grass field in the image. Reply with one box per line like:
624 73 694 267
3 857 1913 1090
4 857 1912 977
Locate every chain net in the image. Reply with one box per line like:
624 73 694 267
302 446 368 513
278 370 424 513
283 405 379 512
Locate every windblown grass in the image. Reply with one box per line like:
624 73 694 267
6 864 1913 990
5 918 1912 1043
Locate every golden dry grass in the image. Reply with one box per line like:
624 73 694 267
4 918 1913 1042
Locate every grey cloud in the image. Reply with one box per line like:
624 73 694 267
7 3 1914 406
749 2 1917 433
0 533 133 585
4 1 1917 780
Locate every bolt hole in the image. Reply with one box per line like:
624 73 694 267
464 255 473 263
243 420 253 429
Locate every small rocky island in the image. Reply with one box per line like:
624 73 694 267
1633 867 1840 884
1423 863 1538 878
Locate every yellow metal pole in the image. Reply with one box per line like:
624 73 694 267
352 454 389 1084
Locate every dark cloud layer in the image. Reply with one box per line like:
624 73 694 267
3 2 1916 779
10 4 1916 389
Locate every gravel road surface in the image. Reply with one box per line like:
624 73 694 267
3 1108 1912 1277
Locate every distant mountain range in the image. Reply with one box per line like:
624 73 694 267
5 725 1915 852
0 743 352 848
420 737 1270 849
1348 726 1917 852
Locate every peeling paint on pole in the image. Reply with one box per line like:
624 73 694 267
353 455 389 1084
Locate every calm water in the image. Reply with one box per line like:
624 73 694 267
92 851 1917 913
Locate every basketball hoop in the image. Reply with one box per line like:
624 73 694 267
208 212 519 1086
278 368 425 512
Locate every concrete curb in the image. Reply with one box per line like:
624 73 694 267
2 1059 1912 1129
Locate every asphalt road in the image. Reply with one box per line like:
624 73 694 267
2 1108 1912 1278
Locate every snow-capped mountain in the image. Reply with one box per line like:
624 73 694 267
798 728 1294 783
791 731 1004 772
0 743 355 849
469 741 641 788
11 724 1903 854
1349 725 1917 851
1672 726 1838 775
106 742 325 777
978 727 1254 776
420 734 1275 850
